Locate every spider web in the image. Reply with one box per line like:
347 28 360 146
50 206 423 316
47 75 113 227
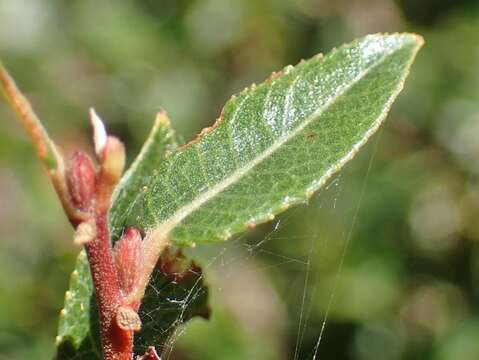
132 129 383 359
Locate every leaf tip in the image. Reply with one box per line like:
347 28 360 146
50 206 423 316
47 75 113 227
155 110 171 126
372 32 425 50
409 33 425 47
395 32 425 51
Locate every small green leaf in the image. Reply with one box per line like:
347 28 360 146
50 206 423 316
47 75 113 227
111 33 423 246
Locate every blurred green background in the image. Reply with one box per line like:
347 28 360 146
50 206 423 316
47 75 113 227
1 0 479 359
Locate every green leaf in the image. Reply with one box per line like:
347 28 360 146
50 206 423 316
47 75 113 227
110 33 423 246
56 115 209 358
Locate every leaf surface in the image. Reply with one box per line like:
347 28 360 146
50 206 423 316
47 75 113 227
110 33 423 246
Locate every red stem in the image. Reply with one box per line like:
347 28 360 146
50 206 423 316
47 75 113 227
85 212 134 360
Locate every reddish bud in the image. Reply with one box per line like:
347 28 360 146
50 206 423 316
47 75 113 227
113 227 142 297
66 152 96 210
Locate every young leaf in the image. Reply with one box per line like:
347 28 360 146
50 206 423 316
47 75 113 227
110 34 423 249
110 111 178 242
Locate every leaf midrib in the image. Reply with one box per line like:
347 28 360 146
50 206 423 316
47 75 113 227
153 43 403 237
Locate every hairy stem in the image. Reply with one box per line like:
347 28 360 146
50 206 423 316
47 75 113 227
86 212 133 360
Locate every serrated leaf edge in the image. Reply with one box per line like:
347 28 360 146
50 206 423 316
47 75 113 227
144 33 423 248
